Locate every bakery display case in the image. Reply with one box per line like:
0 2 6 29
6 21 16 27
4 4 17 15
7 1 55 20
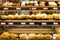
0 0 60 40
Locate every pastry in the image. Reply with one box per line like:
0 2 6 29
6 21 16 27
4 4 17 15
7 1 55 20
48 2 57 6
30 14 36 19
45 34 52 39
59 14 60 19
34 1 38 6
21 1 25 6
30 1 34 6
0 1 2 6
36 13 42 19
41 13 47 19
53 14 59 19
7 15 14 20
19 34 28 39
47 14 53 19
1 15 7 19
10 34 18 38
36 34 44 39
40 1 45 7
25 15 31 19
56 34 60 39
3 1 13 6
25 1 29 6
58 2 60 5
28 34 36 39
0 32 10 38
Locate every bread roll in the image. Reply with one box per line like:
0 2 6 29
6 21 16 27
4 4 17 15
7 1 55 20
10 34 18 38
28 34 36 39
53 14 59 19
40 1 45 7
7 15 14 20
25 1 29 6
56 28 60 34
14 15 18 19
30 1 34 6
3 1 13 6
20 14 26 19
19 34 28 39
21 1 25 6
25 15 31 19
0 1 2 6
30 14 36 19
45 34 52 39
47 14 53 19
18 15 22 19
59 14 60 19
36 14 42 19
36 34 44 39
48 2 57 6
41 13 47 19
1 15 7 19
34 1 38 6
56 34 60 39
0 32 10 38
58 2 60 5
16 2 20 6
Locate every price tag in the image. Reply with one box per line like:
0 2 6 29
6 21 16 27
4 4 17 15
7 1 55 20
29 22 34 25
32 8 36 10
1 22 5 25
4 8 8 10
53 7 58 10
42 23 46 25
53 23 58 25
43 7 48 10
9 23 13 25
21 22 26 25
16 8 21 10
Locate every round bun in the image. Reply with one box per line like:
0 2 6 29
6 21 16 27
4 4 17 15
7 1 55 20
19 34 28 39
7 15 14 20
40 1 45 7
10 34 18 38
36 14 42 19
30 14 36 19
56 34 60 39
45 34 52 39
58 2 60 5
1 15 7 19
36 34 44 39
18 15 22 19
25 15 31 19
0 32 10 38
41 13 47 19
48 2 57 6
14 15 18 19
28 34 36 39
47 14 53 19
53 14 59 19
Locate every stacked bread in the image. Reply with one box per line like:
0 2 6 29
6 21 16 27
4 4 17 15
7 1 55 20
19 34 52 39
0 32 18 38
1 13 59 20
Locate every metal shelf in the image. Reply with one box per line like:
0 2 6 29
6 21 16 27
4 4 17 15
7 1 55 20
7 28 55 34
0 6 60 10
1 20 60 22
